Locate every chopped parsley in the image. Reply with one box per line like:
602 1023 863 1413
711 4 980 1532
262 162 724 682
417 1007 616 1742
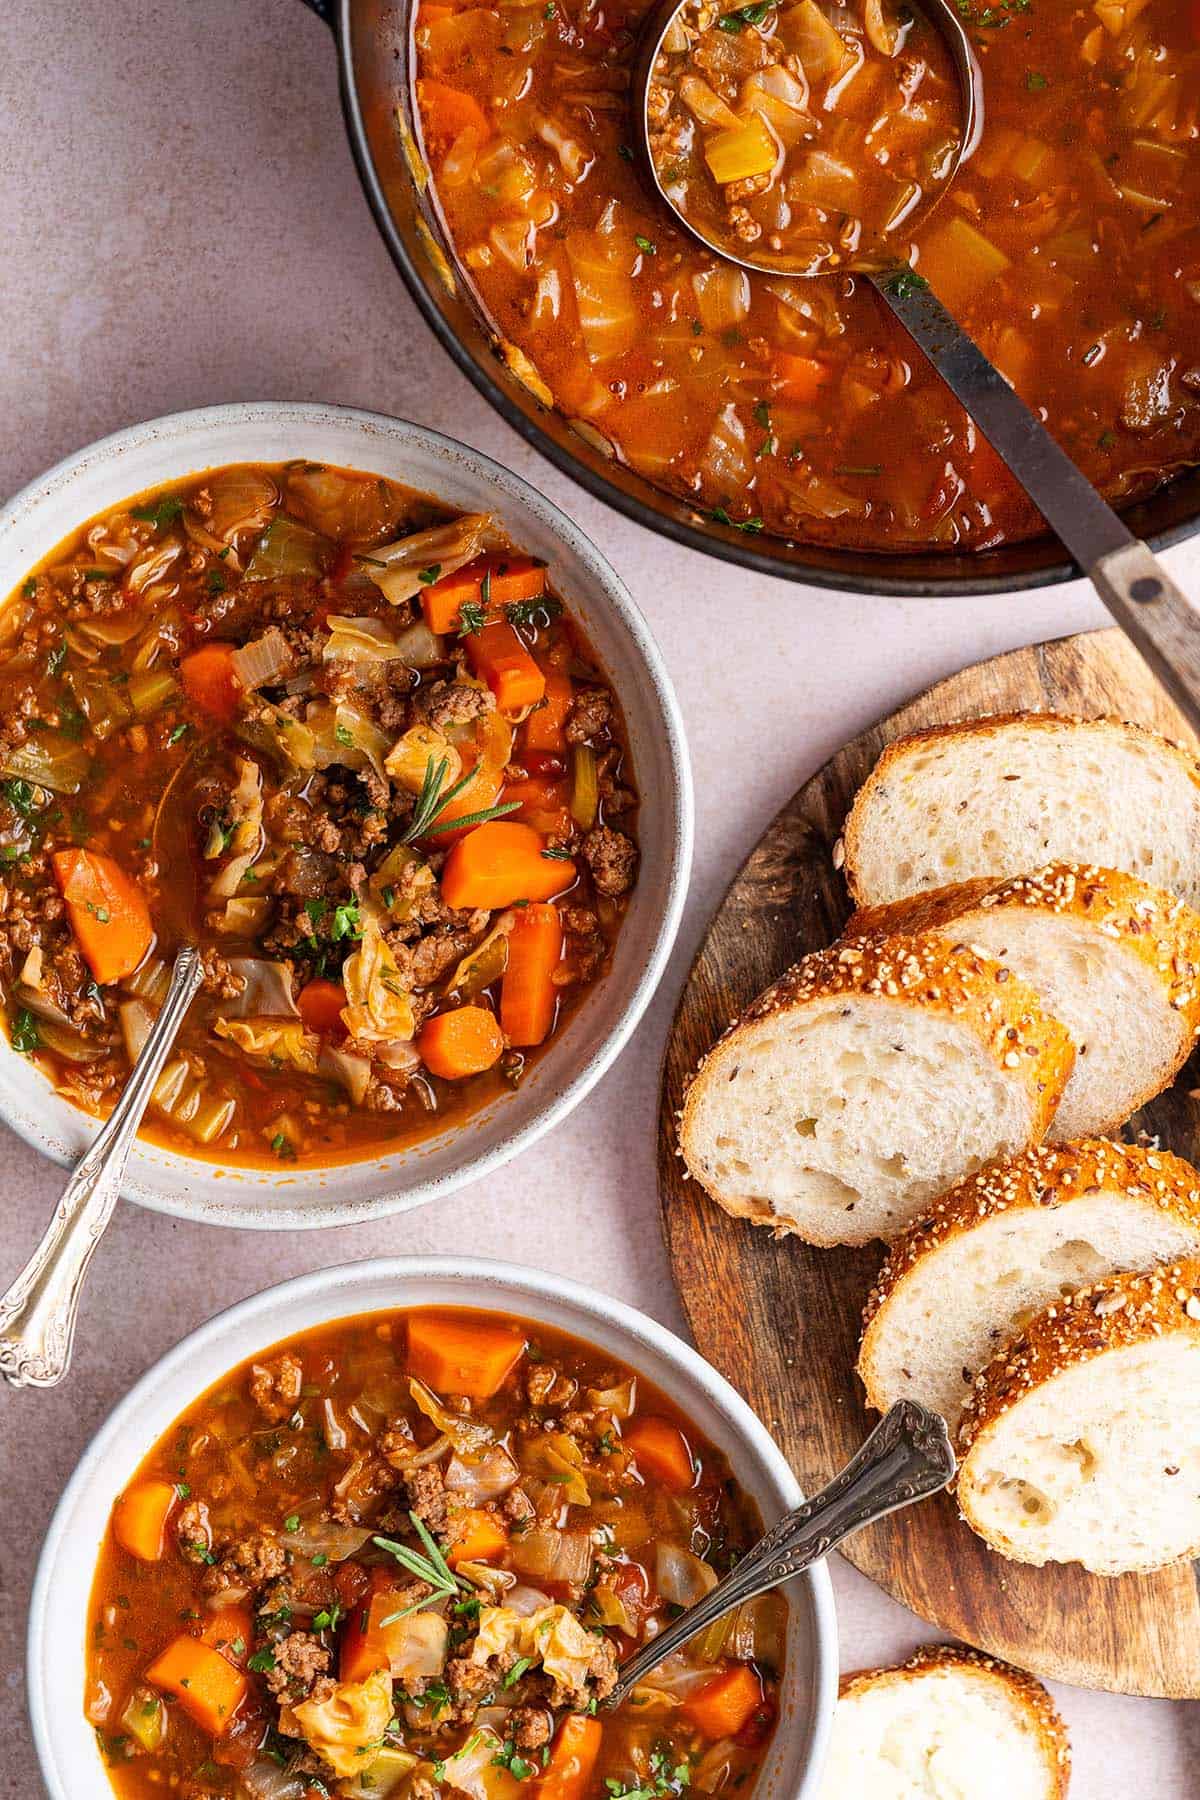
718 0 774 28
493 1741 536 1780
635 234 657 256
1024 69 1047 89
705 506 763 534
84 901 111 923
334 722 355 747
1 777 38 817
418 565 443 586
503 1657 533 1687
247 1648 277 1674
457 600 489 637
11 1008 40 1054
168 723 189 744
131 495 184 530
606 1749 691 1800
283 1513 301 1532
205 568 228 595
504 595 561 631
22 577 37 599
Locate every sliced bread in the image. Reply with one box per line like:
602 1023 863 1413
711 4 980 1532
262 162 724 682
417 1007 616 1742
819 1645 1070 1800
840 713 1200 910
957 1257 1200 1574
679 934 1074 1247
859 1140 1200 1430
849 864 1200 1140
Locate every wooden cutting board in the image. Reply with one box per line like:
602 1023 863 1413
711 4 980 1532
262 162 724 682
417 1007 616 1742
658 627 1200 1698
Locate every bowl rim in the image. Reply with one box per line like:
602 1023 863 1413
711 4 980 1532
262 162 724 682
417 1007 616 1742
26 1254 839 1800
0 400 694 1229
326 0 1200 598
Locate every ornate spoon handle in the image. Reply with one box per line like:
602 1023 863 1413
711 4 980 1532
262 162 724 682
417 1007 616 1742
605 1400 955 1708
0 946 203 1390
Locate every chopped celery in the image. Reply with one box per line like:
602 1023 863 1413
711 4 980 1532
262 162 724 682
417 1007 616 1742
569 743 599 830
128 669 180 718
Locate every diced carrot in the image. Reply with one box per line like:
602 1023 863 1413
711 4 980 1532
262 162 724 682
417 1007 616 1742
538 1715 603 1800
297 977 347 1036
501 903 563 1048
419 78 489 149
407 1311 526 1399
465 620 547 715
448 1507 509 1567
524 669 574 755
179 643 242 722
146 1635 247 1736
440 820 575 910
421 554 547 636
200 1604 253 1667
772 352 831 404
683 1665 765 1740
339 1569 395 1684
624 1416 696 1493
417 1006 504 1080
500 775 573 839
425 749 506 845
112 1479 178 1562
52 848 154 986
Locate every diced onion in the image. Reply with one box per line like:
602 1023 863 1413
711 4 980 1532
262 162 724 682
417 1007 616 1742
231 627 294 691
655 1541 718 1608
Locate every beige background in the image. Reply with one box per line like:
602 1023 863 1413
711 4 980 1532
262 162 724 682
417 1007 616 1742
2 1 1199 1792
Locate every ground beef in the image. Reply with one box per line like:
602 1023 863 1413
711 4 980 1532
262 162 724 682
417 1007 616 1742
249 1353 304 1424
447 1657 499 1710
512 1707 554 1750
403 1464 450 1534
176 1500 213 1563
204 1529 287 1596
263 1631 332 1701
413 679 495 730
389 921 482 990
565 686 613 745
581 826 637 898
200 949 247 1002
501 1486 535 1526
526 1365 577 1408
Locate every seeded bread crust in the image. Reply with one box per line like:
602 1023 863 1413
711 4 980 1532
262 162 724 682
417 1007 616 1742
839 711 1200 905
849 862 1200 1030
958 1257 1200 1566
836 1645 1071 1799
859 1140 1200 1413
678 933 1075 1239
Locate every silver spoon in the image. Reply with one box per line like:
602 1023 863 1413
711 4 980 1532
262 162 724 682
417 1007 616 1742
604 1399 955 1709
632 0 1200 738
0 945 203 1389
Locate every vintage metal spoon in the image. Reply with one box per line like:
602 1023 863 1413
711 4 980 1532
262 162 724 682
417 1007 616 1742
0 945 203 1390
604 1400 955 1708
632 0 1200 737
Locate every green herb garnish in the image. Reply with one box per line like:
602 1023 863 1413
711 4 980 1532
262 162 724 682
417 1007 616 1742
11 1008 40 1054
131 495 184 530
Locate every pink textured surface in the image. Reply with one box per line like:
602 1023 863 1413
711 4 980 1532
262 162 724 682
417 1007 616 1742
1 2 1199 1794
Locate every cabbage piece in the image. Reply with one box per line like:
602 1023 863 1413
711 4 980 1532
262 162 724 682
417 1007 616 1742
245 515 332 580
410 1376 494 1456
213 1017 321 1075
307 698 393 785
286 465 403 543
231 627 294 691
342 919 417 1044
440 1728 524 1800
0 731 91 795
340 1747 422 1799
240 700 318 772
222 958 300 1019
564 226 637 364
521 1432 591 1505
509 1527 593 1586
208 757 264 900
386 724 462 793
470 1604 600 1698
278 1520 372 1561
124 539 183 598
446 1444 521 1503
320 1043 373 1106
323 616 409 663
202 469 280 545
656 1541 718 1607
239 1761 313 1800
448 912 513 998
375 1608 449 1683
361 514 493 607
585 1378 636 1419
371 845 436 922
290 1670 393 1780
118 1686 165 1753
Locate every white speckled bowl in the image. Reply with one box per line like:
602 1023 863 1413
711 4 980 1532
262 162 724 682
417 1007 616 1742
27 1257 837 1800
0 404 692 1228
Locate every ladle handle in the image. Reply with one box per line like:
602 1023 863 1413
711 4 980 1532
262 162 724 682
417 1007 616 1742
604 1401 955 1709
874 269 1200 738
0 947 203 1390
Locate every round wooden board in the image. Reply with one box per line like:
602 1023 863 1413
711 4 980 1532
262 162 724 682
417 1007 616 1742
658 627 1200 1698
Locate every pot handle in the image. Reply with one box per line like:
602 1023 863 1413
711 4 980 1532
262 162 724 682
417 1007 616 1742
297 0 335 23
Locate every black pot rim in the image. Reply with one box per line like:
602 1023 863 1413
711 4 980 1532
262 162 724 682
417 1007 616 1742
326 0 1200 599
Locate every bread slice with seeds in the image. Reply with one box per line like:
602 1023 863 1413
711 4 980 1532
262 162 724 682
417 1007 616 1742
678 934 1074 1247
957 1257 1200 1574
859 1140 1200 1431
841 713 1200 910
849 864 1200 1140
819 1645 1070 1800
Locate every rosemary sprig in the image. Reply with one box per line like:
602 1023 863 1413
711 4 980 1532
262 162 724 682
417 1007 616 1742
373 1512 464 1622
402 754 520 843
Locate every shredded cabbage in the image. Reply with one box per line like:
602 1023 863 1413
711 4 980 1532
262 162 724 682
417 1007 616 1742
362 514 493 607
290 1670 393 1779
342 919 417 1044
213 1017 321 1074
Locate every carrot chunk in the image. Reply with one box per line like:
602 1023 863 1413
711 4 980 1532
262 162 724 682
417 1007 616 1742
683 1665 765 1739
772 352 831 404
500 775 573 840
524 669 574 755
179 643 242 722
297 977 347 1036
407 1311 526 1398
420 554 547 636
501 903 563 1048
339 1569 395 1684
538 1715 603 1800
448 1508 509 1567
624 1416 696 1493
417 1006 504 1080
419 78 489 149
112 1479 178 1562
145 1635 247 1735
440 820 575 910
200 1604 253 1667
51 849 154 985
465 620 547 715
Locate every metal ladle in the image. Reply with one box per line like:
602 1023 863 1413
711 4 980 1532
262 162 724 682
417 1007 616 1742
632 0 1200 735
604 1399 955 1708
